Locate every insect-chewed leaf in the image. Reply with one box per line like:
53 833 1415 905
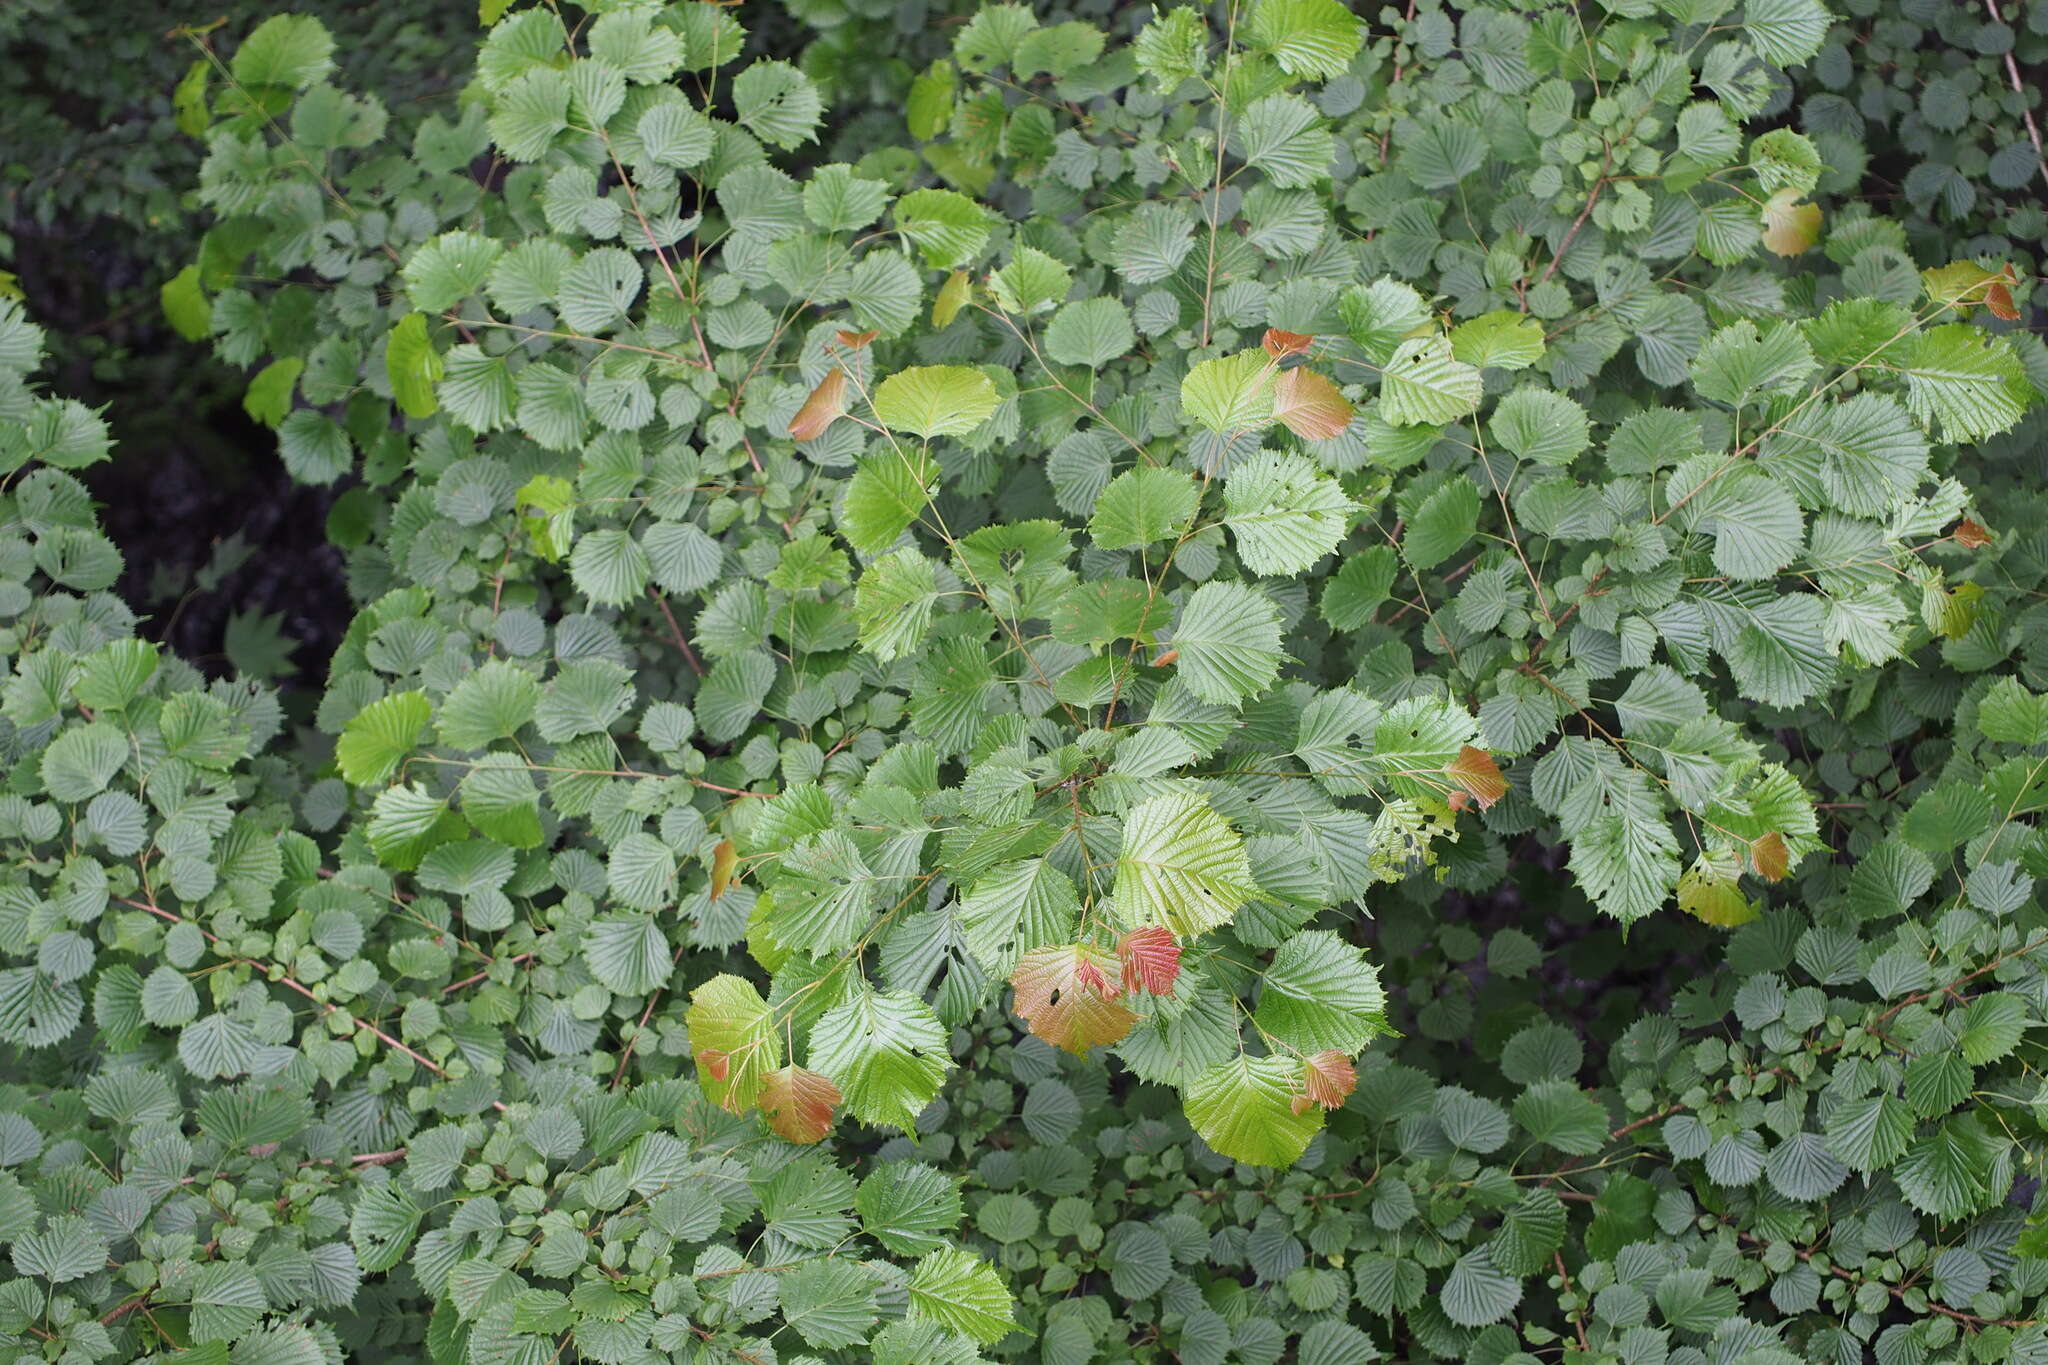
1117 926 1180 995
1446 746 1507 809
789 367 848 442
759 1065 841 1144
1296 1050 1357 1114
1271 367 1353 440
1954 518 1992 548
1010 944 1136 1055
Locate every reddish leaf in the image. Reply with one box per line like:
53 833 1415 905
1010 944 1136 1056
834 329 879 350
1262 328 1315 358
1149 649 1179 667
1750 831 1789 883
1984 280 2020 322
1271 368 1354 441
1446 746 1507 810
788 367 848 442
1292 1050 1357 1114
710 839 737 901
1118 926 1181 995
759 1065 840 1144
1954 519 1993 549
696 1048 731 1083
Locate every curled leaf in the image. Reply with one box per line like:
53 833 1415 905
834 328 879 350
789 367 848 442
759 1065 840 1144
1118 926 1181 995
1954 519 1992 549
1010 944 1136 1055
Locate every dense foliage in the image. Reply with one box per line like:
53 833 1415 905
0 0 2045 1361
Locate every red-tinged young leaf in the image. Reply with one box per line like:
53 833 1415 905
697 1048 730 1082
1010 944 1137 1055
1150 649 1179 667
1447 745 1507 809
1954 519 1993 548
1293 1050 1356 1114
1271 367 1353 440
1985 280 2020 322
758 1065 840 1144
1750 831 1789 882
710 838 737 901
789 367 848 442
1262 328 1314 358
1118 926 1181 995
834 328 879 349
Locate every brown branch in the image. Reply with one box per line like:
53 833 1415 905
648 586 705 676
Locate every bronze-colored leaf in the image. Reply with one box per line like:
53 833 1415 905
759 1065 840 1144
789 367 848 442
1271 367 1353 441
1010 944 1135 1056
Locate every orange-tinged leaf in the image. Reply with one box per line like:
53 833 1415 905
1750 831 1789 883
1760 189 1822 256
758 1065 840 1144
1262 328 1315 358
1446 746 1507 810
1150 649 1179 667
788 367 848 442
697 1047 731 1083
933 269 972 328
1293 1050 1356 1115
1010 944 1136 1056
1985 280 2020 321
834 329 879 350
710 839 737 901
1954 518 1993 549
1118 926 1181 995
1271 368 1354 441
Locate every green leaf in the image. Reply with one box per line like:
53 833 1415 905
1114 790 1259 938
336 691 432 787
1248 0 1364 78
1182 350 1277 433
386 313 442 419
809 991 950 1133
232 14 335 88
894 189 992 270
907 1247 1017 1344
1378 338 1482 426
1224 452 1355 575
1403 476 1480 571
1254 930 1386 1053
1044 297 1135 368
872 366 998 438
1184 1055 1324 1167
733 59 821 150
1090 466 1199 551
1170 582 1283 705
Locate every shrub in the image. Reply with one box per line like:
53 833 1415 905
0 1 2045 1362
